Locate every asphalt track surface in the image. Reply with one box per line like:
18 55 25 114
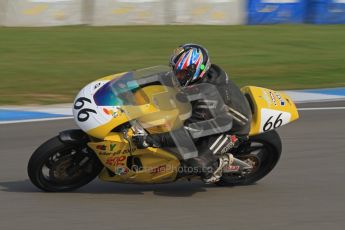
0 101 344 230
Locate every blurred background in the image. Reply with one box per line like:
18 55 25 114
0 0 344 104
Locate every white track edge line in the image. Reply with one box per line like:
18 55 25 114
0 116 73 125
298 107 345 111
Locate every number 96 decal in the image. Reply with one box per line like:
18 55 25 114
260 108 291 132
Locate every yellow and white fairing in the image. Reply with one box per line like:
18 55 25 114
73 67 190 184
72 72 128 138
73 67 191 139
87 131 180 184
241 86 299 136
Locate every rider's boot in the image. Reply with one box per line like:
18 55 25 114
202 134 240 184
202 153 234 184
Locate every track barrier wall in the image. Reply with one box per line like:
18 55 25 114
91 0 166 25
173 0 246 25
0 0 84 26
248 0 307 24
0 0 345 26
306 0 345 24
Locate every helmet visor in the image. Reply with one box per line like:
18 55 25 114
175 69 190 86
174 64 196 86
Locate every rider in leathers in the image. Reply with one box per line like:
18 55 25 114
133 44 252 183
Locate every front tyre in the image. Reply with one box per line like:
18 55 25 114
28 136 103 192
217 130 282 186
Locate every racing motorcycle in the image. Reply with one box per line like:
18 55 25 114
27 66 299 192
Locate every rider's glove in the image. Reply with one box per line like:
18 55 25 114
132 134 160 149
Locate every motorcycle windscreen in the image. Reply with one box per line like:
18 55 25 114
93 66 179 107
93 72 148 107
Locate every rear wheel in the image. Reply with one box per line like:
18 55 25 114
28 136 103 192
217 130 282 186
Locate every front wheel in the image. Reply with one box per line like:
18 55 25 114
217 130 282 186
28 136 103 192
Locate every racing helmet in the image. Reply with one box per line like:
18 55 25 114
170 43 211 86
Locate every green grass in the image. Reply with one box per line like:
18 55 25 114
0 25 345 105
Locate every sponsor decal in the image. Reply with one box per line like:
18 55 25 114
96 143 117 155
106 156 127 166
223 165 240 172
94 82 102 90
150 165 167 174
220 135 239 153
220 141 234 154
269 91 277 106
110 150 123 155
104 147 137 156
110 143 116 151
122 148 136 154
115 166 129 175
261 90 272 106
96 144 106 151
229 135 238 143
261 90 285 107
103 108 118 118
286 98 291 105
274 92 285 106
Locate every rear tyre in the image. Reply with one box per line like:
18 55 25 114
28 136 103 192
217 130 282 186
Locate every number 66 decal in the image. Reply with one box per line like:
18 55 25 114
74 97 97 122
263 113 283 131
260 108 291 132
